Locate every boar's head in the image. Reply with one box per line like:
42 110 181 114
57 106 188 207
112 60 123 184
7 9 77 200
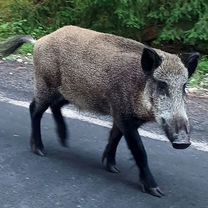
141 47 200 149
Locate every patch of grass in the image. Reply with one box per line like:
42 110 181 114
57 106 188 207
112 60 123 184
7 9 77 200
189 56 208 88
17 43 33 54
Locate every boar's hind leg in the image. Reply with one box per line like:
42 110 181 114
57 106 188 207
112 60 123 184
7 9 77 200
102 123 123 173
29 75 58 156
50 94 69 147
117 118 164 197
30 98 50 156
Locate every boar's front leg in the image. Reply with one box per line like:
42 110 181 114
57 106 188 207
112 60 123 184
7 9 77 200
117 117 164 197
102 123 123 173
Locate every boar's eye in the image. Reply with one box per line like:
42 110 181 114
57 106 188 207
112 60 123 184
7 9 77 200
157 81 169 96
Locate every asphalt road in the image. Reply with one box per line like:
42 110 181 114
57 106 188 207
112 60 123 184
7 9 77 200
0 60 208 208
0 101 208 208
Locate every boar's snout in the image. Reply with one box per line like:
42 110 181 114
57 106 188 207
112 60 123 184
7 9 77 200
161 117 191 149
172 133 191 149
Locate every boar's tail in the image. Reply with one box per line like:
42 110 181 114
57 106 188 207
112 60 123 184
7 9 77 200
0 35 36 58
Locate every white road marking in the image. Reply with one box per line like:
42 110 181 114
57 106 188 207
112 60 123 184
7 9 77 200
0 94 207 152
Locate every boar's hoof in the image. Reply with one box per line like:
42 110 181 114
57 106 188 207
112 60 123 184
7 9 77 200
31 144 46 156
148 187 164 198
140 183 164 197
102 160 120 173
172 141 191 149
102 154 120 173
106 164 120 173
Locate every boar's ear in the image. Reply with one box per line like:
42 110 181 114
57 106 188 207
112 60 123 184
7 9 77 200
183 52 200 78
141 47 162 76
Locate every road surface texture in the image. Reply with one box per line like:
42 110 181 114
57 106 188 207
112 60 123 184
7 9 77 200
0 59 208 208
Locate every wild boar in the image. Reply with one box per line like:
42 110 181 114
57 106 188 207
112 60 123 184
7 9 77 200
0 26 200 197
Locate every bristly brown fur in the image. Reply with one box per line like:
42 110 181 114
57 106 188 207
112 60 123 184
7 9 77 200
32 26 181 120
0 26 187 121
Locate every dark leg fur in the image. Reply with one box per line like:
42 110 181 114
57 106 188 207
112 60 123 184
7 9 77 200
102 123 122 173
30 99 50 156
50 95 69 146
116 118 164 197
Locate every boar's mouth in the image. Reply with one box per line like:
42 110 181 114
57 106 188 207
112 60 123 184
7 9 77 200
161 118 191 149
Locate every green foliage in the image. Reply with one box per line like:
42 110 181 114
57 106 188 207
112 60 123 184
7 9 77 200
148 0 208 47
17 43 33 54
1 0 208 46
0 0 208 88
190 57 208 88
